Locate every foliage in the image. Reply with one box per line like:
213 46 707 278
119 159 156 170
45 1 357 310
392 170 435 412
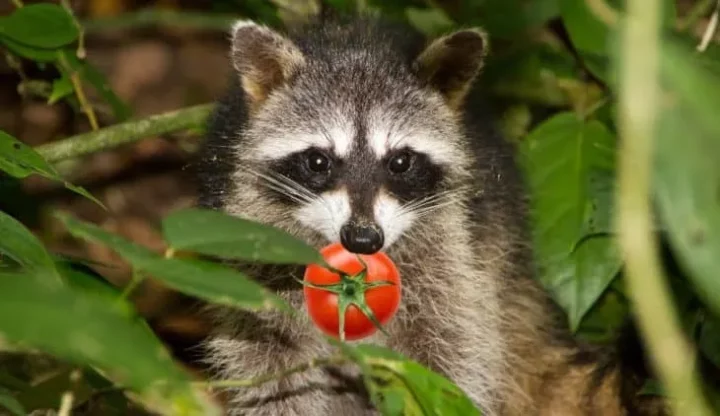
1 0 720 415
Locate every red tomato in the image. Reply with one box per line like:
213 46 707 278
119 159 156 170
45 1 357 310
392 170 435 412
303 243 401 341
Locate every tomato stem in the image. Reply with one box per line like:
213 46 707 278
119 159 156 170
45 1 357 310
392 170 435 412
301 255 396 340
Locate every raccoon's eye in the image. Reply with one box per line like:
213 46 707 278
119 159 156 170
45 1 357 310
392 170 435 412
388 152 413 174
306 150 331 173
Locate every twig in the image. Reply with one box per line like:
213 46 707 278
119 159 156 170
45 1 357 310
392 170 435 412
60 0 87 59
697 0 720 52
35 104 214 163
58 52 99 131
198 355 347 389
82 9 237 33
585 0 620 27
616 0 712 414
678 0 713 31
118 270 143 302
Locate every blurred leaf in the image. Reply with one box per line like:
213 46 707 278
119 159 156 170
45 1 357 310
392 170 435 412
521 112 621 330
0 211 61 284
58 212 290 312
0 4 78 48
575 279 628 343
60 51 132 122
48 74 74 105
162 208 322 265
560 0 675 56
405 7 454 36
639 379 666 397
653 40 720 317
0 275 219 415
0 37 59 62
54 261 133 316
339 343 481 416
699 314 720 369
0 388 25 416
0 131 103 207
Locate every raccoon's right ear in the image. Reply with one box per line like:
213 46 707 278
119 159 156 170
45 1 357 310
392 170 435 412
230 21 305 111
413 29 489 111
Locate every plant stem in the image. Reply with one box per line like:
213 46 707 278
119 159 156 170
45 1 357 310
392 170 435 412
58 52 99 131
678 0 714 31
35 104 214 163
82 9 237 33
60 0 87 59
10 0 23 7
697 0 720 51
119 270 143 302
585 0 620 27
616 0 711 414
199 355 347 389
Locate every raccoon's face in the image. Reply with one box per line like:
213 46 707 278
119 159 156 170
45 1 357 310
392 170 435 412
228 20 487 254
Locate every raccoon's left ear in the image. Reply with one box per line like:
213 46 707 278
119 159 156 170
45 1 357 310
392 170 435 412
413 29 489 110
230 20 306 111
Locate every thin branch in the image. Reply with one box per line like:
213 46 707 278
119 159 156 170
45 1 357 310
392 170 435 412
82 9 237 33
198 355 347 390
616 0 712 414
35 104 214 163
58 52 99 131
678 0 714 31
585 0 620 27
118 270 143 302
60 0 87 59
698 0 720 52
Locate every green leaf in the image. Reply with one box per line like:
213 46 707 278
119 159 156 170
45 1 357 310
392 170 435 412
60 51 132 121
0 211 61 284
341 344 482 416
652 40 720 317
0 130 103 207
162 208 322 265
57 212 290 312
559 0 675 55
48 74 74 105
0 37 59 62
520 112 621 330
405 7 454 37
699 314 720 369
0 388 25 416
0 4 78 48
0 275 219 414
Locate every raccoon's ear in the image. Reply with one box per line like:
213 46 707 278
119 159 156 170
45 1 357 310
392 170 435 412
230 20 305 110
413 29 488 110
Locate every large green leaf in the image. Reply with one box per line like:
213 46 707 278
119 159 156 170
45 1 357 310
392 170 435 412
58 212 290 312
337 342 481 416
0 211 60 284
0 37 59 62
652 40 720 317
521 112 621 330
0 275 218 415
0 130 102 206
0 4 78 48
162 208 322 265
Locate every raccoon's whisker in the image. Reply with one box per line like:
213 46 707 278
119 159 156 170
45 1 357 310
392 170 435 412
240 166 316 203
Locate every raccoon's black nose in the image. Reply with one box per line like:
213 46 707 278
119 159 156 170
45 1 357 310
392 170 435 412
340 223 384 255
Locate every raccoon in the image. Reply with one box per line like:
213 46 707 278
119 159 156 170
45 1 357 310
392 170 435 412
194 14 666 416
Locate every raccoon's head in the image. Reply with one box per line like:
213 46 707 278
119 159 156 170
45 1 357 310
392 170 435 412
220 18 488 255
